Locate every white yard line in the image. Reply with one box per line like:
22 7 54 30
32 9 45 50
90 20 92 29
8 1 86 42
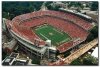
59 38 68 44
40 33 49 40
35 25 48 31
53 28 63 35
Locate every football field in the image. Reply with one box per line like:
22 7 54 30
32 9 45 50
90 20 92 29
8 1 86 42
34 24 71 46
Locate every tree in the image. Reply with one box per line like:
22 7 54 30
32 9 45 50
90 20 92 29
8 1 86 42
67 2 84 10
32 58 40 64
70 54 98 65
2 2 43 19
86 26 98 42
86 33 94 42
90 2 98 11
90 26 98 38
2 49 8 60
83 54 98 65
70 58 82 65
45 2 62 11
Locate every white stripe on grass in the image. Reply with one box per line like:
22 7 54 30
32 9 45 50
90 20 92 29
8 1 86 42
59 38 69 44
35 25 48 31
40 33 49 40
53 28 63 35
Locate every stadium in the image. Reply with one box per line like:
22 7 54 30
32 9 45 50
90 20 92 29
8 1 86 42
5 9 94 59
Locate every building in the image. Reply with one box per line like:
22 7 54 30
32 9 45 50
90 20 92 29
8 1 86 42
2 52 30 65
4 9 94 60
3 39 17 54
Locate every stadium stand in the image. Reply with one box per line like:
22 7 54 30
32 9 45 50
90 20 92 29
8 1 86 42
9 10 93 53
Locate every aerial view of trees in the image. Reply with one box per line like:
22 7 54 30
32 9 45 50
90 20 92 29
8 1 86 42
86 25 98 42
90 2 98 11
45 2 62 11
2 2 43 20
2 1 98 20
71 54 98 65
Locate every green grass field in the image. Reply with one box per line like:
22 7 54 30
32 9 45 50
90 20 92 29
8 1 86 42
33 24 71 46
